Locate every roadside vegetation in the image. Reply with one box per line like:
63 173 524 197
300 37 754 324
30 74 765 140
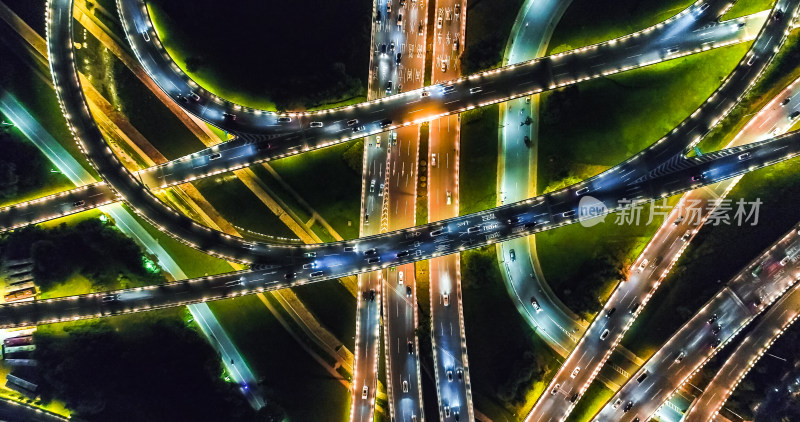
622 157 800 357
459 106 499 216
32 310 266 422
147 0 370 111
461 246 560 420
722 0 773 20
462 0 525 74
564 381 615 422
546 0 693 54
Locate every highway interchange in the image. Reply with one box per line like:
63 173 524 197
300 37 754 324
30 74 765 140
2 0 800 420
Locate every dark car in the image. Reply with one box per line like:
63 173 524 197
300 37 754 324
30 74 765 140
367 257 381 264
712 324 721 335
407 340 414 354
380 44 387 55
569 393 579 403
397 250 410 258
707 313 718 324
712 338 721 348
396 53 402 64
364 248 378 256
624 401 633 412
791 111 800 119
606 307 616 318
369 289 375 301
406 286 412 297
284 272 295 280
73 200 85 207
223 112 236 121
524 135 531 147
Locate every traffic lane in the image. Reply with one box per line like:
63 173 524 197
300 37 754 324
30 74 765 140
352 272 382 422
684 280 800 421
0 182 116 230
120 0 759 142
596 226 800 421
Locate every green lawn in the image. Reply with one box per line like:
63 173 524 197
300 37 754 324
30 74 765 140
538 43 750 192
208 295 350 421
462 0 526 74
192 176 299 240
147 0 370 111
536 198 676 318
546 0 694 54
622 157 800 357
269 141 361 240
292 279 357 351
564 381 615 422
459 106 500 216
722 0 773 20
461 246 561 420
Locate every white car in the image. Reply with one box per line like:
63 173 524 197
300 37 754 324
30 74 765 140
398 271 404 284
570 367 581 379
443 292 450 306
437 15 443 28
446 191 452 205
362 386 369 399
431 153 437 167
376 136 381 148
638 259 648 272
402 380 408 393
551 383 560 395
612 398 623 409
600 329 610 340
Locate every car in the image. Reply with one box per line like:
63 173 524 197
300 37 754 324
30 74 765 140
791 111 800 119
431 153 437 166
738 152 751 160
375 10 382 21
369 289 376 301
681 229 692 241
390 41 395 52
562 210 576 218
437 15 443 28
624 401 633 412
376 136 381 148
509 249 516 261
396 52 402 64
638 259 649 271
398 271 404 284
364 214 370 223
708 313 718 324
73 200 85 207
773 10 783 21
747 54 758 66
453 39 459 51
467 226 481 234
441 85 456 94
469 87 482 94
303 252 317 258
310 271 324 278
712 338 721 348
674 214 684 225
600 329 610 340
347 119 359 126
666 47 679 54
364 248 378 256
386 2 391 14
397 250 410 258
177 94 188 103
402 380 408 392
551 384 560 395
457 368 463 381
385 81 393 93
443 292 450 306
447 369 453 382
223 112 236 121
441 59 448 72
523 135 531 147
353 125 365 132
675 351 685 362
569 393 579 403
380 118 392 128
738 21 746 29
302 262 317 269
362 386 369 399
142 31 150 42
443 405 451 417
636 371 649 383
370 179 376 192
570 367 581 379
418 22 424 36
209 152 222 160
430 228 444 237
406 286 412 297
575 187 589 196
309 121 323 128
102 294 119 302
606 307 616 318
189 92 200 102
276 117 291 123
698 3 709 12
446 191 452 205
629 302 640 314
781 97 791 106
344 246 357 252
284 272 296 280
691 174 703 182
421 90 430 97
367 257 381 264
712 324 721 335
530 297 541 312
780 256 790 266
397 13 403 26
408 340 414 354
612 398 623 409
454 2 461 16
380 43 387 55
